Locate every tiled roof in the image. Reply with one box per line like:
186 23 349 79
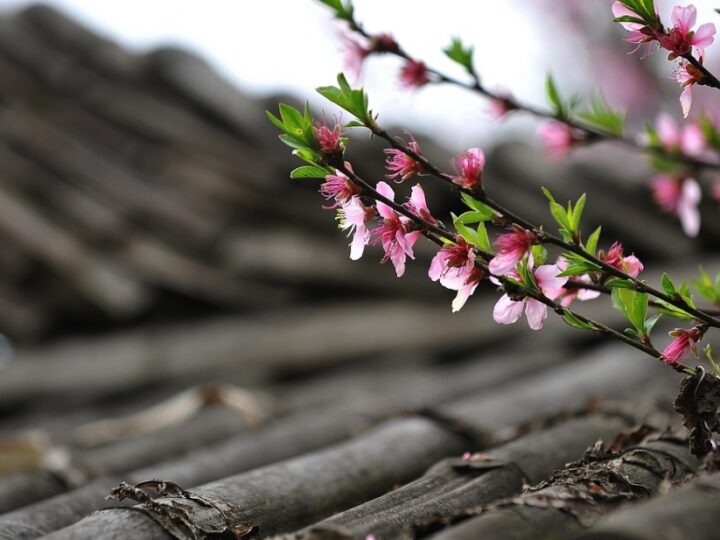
0 5 718 540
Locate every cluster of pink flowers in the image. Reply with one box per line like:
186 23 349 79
599 241 644 277
429 239 485 312
384 135 425 182
452 148 485 190
314 118 345 156
488 229 535 275
613 3 715 116
493 261 568 331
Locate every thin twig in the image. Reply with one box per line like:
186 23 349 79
347 16 720 172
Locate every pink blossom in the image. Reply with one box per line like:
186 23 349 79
611 1 659 56
452 148 485 190
384 134 424 182
537 121 575 160
371 181 421 277
661 327 702 365
342 35 370 80
337 196 372 260
544 257 601 307
493 263 568 331
320 169 360 209
429 239 485 312
399 60 430 89
655 113 705 155
403 184 438 225
650 175 702 236
487 91 516 120
599 241 644 278
676 52 705 117
488 229 535 276
657 4 715 57
314 119 344 156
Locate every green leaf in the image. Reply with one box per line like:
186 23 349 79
611 287 648 336
692 266 720 304
678 283 696 309
443 37 474 73
531 244 547 266
344 120 365 128
613 15 646 24
653 299 696 321
644 313 662 334
460 193 496 220
584 226 601 256
318 0 354 21
661 273 677 297
290 165 330 179
577 96 625 137
546 74 565 118
454 211 490 225
570 193 586 231
562 309 598 331
606 278 635 289
452 213 479 247
475 222 492 253
317 74 372 124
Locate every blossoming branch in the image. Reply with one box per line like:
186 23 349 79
322 0 720 237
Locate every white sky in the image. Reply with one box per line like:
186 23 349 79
0 0 717 146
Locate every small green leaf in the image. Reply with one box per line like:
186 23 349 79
644 313 662 335
661 273 677 297
454 211 489 225
562 309 598 330
692 266 720 304
318 0 354 21
584 226 601 256
577 96 625 137
290 165 330 179
443 37 474 73
476 223 492 253
570 193 586 231
653 299 696 320
613 15 646 24
453 213 480 247
546 74 565 118
460 193 495 219
531 245 547 266
344 120 365 128
606 278 635 289
611 287 648 336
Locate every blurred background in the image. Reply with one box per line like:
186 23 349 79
0 1 717 530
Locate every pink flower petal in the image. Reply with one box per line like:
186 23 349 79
489 251 521 276
375 181 396 219
428 251 446 281
678 178 702 236
493 294 524 325
534 264 568 291
671 5 696 35
692 22 716 48
657 113 680 149
452 280 479 313
349 224 369 260
681 123 706 155
524 299 548 331
679 85 693 118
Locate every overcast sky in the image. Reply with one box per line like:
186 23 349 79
0 0 717 145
